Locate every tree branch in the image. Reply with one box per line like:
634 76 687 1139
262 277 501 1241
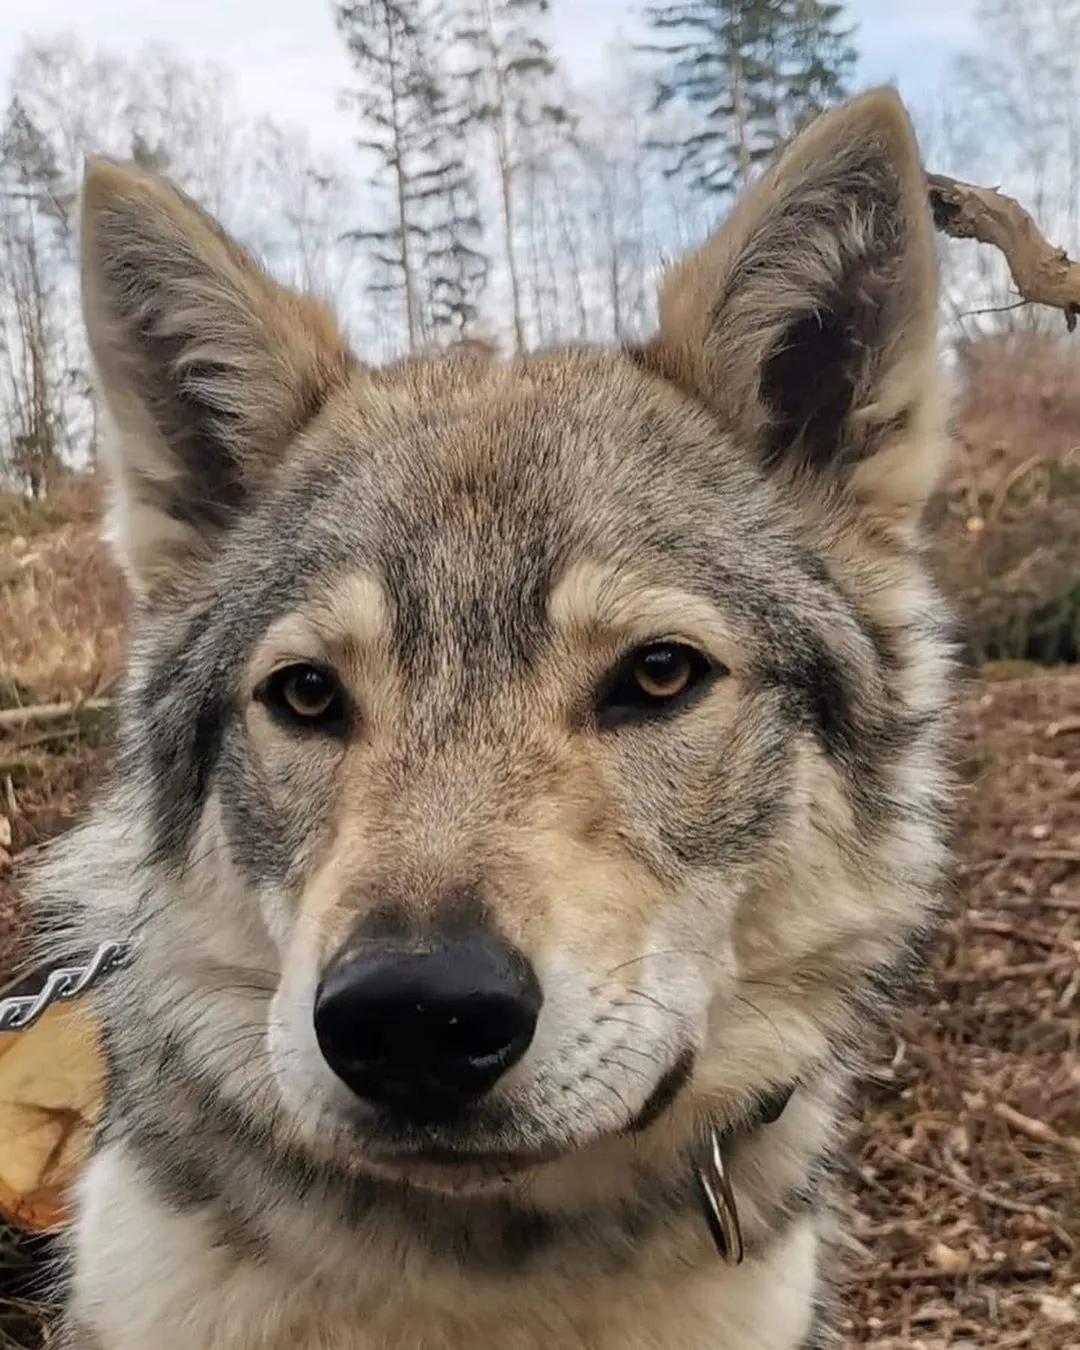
927 172 1080 331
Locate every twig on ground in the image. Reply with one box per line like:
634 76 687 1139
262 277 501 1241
992 1102 1080 1157
940 956 1076 985
0 700 112 733
881 1144 1073 1241
1046 716 1080 738
875 1259 1054 1286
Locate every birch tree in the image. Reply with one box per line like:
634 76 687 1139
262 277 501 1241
448 0 570 352
0 100 66 494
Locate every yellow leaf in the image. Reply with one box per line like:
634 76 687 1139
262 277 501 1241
928 1240 970 1274
0 998 106 1231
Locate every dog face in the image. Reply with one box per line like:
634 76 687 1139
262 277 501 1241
78 91 952 1188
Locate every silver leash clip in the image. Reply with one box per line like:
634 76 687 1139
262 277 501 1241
0 939 133 1033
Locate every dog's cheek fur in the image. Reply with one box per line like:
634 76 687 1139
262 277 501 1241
217 717 344 918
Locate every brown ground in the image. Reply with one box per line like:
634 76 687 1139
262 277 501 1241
841 667 1080 1347
2 342 1079 1344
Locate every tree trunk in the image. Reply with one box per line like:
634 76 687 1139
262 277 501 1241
384 9 418 354
482 0 527 355
728 30 752 188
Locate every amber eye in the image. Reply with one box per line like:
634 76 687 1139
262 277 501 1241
259 664 348 733
633 645 695 698
597 642 720 728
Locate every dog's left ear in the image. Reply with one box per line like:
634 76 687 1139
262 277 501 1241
641 89 944 524
80 160 353 593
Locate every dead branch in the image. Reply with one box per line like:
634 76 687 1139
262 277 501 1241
993 1102 1080 1157
928 172 1080 331
882 1144 1075 1252
0 699 112 732
875 1260 1054 1286
1046 715 1080 738
939 956 1077 985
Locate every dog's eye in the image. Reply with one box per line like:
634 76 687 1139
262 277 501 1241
259 664 348 733
597 643 719 728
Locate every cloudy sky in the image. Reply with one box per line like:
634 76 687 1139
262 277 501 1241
2 0 981 163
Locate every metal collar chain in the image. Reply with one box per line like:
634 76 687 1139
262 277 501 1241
0 939 134 1033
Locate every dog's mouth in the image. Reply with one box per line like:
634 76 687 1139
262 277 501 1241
367 1142 560 1184
348 1048 698 1185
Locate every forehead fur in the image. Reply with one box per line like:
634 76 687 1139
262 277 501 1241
278 346 784 569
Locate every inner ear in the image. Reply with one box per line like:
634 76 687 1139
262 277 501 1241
760 310 857 474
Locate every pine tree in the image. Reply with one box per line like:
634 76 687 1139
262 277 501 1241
420 142 488 345
778 1 856 137
447 0 570 353
643 0 854 198
336 0 488 352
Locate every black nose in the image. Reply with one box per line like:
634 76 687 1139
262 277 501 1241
314 931 542 1119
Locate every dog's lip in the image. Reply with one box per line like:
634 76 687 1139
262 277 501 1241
367 1141 562 1172
623 1047 696 1135
360 1048 697 1173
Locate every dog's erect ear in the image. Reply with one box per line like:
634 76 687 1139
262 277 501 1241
641 89 944 523
81 160 352 592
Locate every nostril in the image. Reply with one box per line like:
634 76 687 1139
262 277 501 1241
313 932 542 1115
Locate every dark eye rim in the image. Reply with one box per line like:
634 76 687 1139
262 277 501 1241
596 641 725 730
255 662 351 736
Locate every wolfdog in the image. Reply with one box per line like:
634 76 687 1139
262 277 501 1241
38 88 953 1349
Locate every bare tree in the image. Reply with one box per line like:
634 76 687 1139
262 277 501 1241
249 120 359 298
0 100 66 494
448 0 569 353
11 39 244 227
2 36 362 470
955 0 1080 252
571 62 656 341
337 0 488 351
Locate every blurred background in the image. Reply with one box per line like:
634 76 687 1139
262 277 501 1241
0 4 1078 1349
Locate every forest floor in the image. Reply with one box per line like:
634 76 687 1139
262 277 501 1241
1 368 1079 1345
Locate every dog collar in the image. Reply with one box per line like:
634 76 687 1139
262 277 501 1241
695 1083 796 1265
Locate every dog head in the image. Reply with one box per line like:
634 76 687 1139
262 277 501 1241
77 90 951 1190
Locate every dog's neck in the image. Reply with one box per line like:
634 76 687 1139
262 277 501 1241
81 1053 832 1349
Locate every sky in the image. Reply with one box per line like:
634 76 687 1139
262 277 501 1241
0 0 983 165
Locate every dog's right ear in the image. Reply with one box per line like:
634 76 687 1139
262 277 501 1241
81 160 353 594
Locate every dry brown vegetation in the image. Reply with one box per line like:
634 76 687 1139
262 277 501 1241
932 335 1080 665
843 667 1080 1347
1 337 1079 1346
